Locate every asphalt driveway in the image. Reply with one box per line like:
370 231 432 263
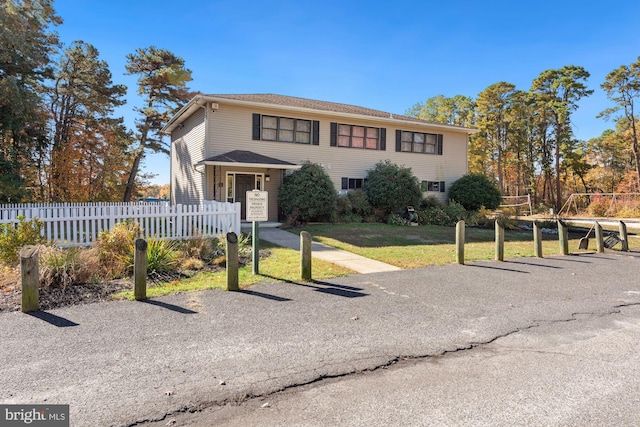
1 252 639 426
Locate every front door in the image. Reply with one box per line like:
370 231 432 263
235 174 256 219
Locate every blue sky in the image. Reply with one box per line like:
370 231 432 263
53 0 640 184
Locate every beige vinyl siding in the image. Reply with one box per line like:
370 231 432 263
170 107 206 205
206 103 469 205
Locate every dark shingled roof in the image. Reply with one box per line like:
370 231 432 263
206 93 470 129
201 150 297 166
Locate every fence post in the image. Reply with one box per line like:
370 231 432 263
595 221 604 253
495 219 504 261
533 221 543 258
619 221 629 251
134 239 147 301
226 232 239 291
558 220 569 255
20 246 39 313
456 220 465 265
300 231 312 280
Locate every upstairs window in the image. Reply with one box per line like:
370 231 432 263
330 123 386 150
252 114 319 145
395 130 443 155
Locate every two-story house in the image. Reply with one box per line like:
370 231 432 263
162 94 475 222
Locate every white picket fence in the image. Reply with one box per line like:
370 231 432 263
0 201 241 247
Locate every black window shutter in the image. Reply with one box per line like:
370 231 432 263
341 177 348 190
252 114 261 140
440 181 445 192
330 122 337 147
312 120 320 145
380 128 386 150
437 134 443 155
395 130 402 152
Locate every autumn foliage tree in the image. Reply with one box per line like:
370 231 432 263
48 41 128 201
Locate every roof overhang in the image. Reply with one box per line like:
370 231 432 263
197 160 301 170
162 94 478 135
194 150 302 171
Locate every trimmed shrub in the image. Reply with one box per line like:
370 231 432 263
444 200 467 223
365 160 422 216
448 173 502 211
278 163 338 224
418 207 452 226
335 190 375 223
420 196 444 209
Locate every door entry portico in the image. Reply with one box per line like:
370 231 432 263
235 174 255 219
226 172 264 220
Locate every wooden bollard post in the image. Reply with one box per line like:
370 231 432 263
300 231 312 280
456 220 465 265
619 221 629 251
595 222 604 253
495 219 504 261
533 221 543 258
134 238 147 301
226 232 239 291
558 220 569 255
20 246 39 313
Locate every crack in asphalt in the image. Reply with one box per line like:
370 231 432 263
127 301 640 427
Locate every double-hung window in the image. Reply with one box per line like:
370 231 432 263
421 181 446 192
252 114 319 145
330 123 386 150
396 130 443 155
341 177 366 190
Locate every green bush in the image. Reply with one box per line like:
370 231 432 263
278 163 338 224
386 213 409 226
444 200 467 223
448 173 502 211
418 207 452 226
0 216 47 266
144 239 179 273
365 160 422 216
420 196 444 209
335 190 374 223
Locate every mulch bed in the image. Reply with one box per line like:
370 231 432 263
0 251 268 313
0 280 133 313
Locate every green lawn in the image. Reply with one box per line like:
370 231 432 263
116 223 638 299
292 223 639 269
115 240 353 299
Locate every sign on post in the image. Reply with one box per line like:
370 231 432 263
246 190 268 222
246 190 268 275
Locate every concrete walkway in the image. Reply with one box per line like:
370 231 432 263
242 224 400 274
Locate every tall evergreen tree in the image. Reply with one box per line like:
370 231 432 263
123 46 192 202
48 41 127 201
599 57 640 191
531 66 593 210
0 0 61 201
